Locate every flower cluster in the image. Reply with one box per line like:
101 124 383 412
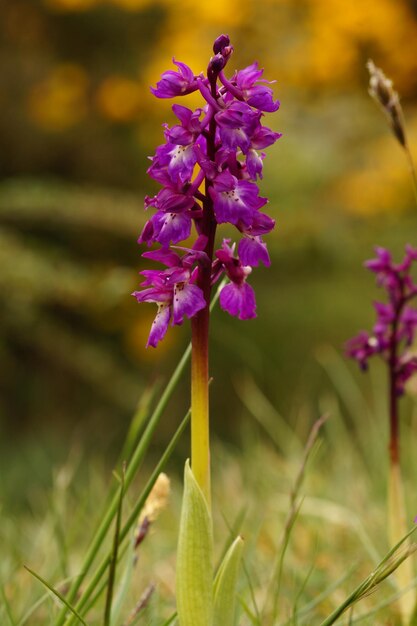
133 35 281 347
346 246 417 394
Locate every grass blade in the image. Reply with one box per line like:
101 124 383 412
63 412 190 624
281 564 357 625
157 613 177 626
348 576 417 623
262 414 328 624
238 594 260 626
1 586 17 626
103 467 125 626
319 526 417 626
24 566 89 626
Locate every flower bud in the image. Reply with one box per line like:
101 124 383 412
208 52 227 87
208 52 226 75
213 34 230 54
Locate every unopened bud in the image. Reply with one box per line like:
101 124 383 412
209 52 226 74
208 52 226 87
213 34 230 55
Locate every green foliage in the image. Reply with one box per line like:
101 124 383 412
213 536 244 626
2 343 416 625
176 461 213 626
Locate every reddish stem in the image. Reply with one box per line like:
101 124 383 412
190 76 218 503
388 285 405 465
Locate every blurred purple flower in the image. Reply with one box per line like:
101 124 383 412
347 246 417 395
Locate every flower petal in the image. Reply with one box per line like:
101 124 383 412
147 304 171 347
172 283 206 325
219 282 256 320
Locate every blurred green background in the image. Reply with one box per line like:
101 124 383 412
2 0 417 490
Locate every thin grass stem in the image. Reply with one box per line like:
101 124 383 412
1 586 17 626
319 527 417 626
63 412 190 625
24 566 89 626
262 415 328 624
103 466 125 626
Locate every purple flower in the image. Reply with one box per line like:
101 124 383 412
399 307 417 345
237 211 275 267
250 125 282 150
234 63 280 112
396 355 417 395
347 245 417 394
238 236 270 267
135 37 280 346
164 105 206 144
140 185 197 247
132 244 208 347
151 59 199 98
215 101 261 154
209 171 267 227
245 149 265 180
153 141 198 184
215 240 256 320
345 331 379 370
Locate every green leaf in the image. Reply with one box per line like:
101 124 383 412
103 467 125 626
176 460 213 626
213 536 244 626
24 566 89 626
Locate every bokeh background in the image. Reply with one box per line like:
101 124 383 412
2 0 417 503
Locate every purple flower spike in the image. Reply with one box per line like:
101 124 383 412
134 37 280 346
347 245 417 395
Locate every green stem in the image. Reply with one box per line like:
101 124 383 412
404 143 417 209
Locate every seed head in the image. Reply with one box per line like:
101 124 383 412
139 472 170 525
367 59 406 147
